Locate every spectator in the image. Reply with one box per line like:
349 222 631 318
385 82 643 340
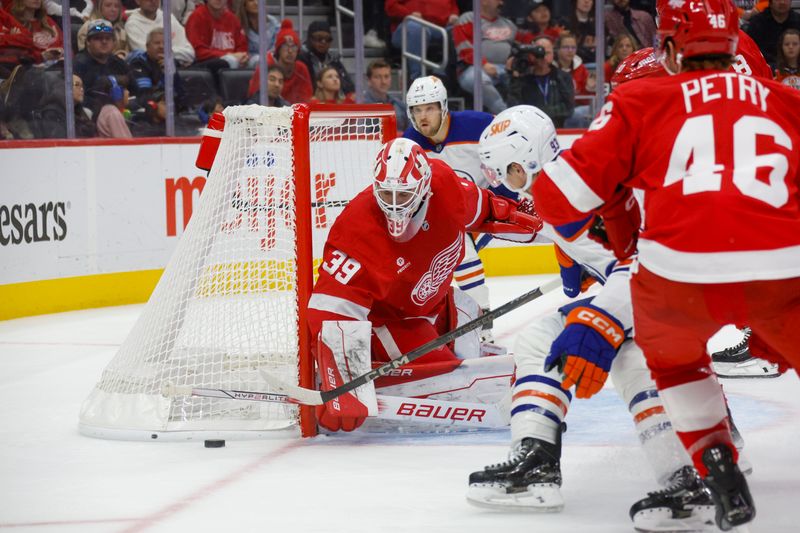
44 0 93 24
235 0 279 68
37 74 96 138
171 0 195 24
74 20 132 108
605 0 656 50
507 35 574 127
0 0 63 77
746 0 800 66
386 0 459 83
299 20 355 98
197 94 222 124
554 32 588 95
125 0 194 67
76 0 129 58
89 74 132 137
264 64 287 106
555 32 593 128
247 19 312 104
604 32 636 81
128 28 184 106
362 0 388 48
129 88 166 135
520 0 565 42
362 58 407 131
185 0 248 73
775 28 800 89
568 0 596 63
311 65 354 104
453 0 516 114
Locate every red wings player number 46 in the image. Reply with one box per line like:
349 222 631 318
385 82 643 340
532 0 800 530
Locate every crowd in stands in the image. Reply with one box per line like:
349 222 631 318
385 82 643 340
1 0 798 140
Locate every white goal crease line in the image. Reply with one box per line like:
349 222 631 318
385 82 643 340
170 384 509 429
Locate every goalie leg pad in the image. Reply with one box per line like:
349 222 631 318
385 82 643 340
316 321 378 432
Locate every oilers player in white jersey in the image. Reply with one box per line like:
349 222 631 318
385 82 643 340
466 106 744 532
403 75 516 343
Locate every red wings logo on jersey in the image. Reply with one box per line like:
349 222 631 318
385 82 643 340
411 234 464 306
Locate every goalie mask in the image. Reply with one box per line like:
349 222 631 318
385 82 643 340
406 76 449 137
656 0 738 70
478 105 559 194
373 138 433 241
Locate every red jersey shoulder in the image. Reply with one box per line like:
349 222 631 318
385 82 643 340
429 158 471 217
734 30 772 80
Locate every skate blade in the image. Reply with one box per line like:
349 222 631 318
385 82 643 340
466 483 564 512
632 505 716 532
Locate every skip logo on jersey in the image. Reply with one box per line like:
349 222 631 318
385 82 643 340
411 234 463 305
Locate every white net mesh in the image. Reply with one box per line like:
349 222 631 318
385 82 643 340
79 105 389 440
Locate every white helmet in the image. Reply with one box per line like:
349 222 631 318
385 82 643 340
478 105 559 193
373 138 433 240
406 76 449 136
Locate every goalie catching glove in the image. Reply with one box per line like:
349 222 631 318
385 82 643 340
315 321 378 432
544 303 625 399
473 194 543 243
587 186 641 261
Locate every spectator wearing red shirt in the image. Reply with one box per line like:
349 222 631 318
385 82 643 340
0 0 62 77
185 0 248 73
386 0 459 83
248 19 313 104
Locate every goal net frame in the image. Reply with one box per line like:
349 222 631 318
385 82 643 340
78 103 397 440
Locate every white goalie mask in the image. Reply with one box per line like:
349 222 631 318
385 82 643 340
406 76 449 137
373 138 433 241
478 105 559 193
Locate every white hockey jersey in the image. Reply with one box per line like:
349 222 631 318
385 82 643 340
536 216 634 332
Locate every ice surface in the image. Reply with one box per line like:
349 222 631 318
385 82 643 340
0 275 797 532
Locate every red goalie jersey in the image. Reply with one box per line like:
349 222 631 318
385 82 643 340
534 71 800 283
307 159 492 364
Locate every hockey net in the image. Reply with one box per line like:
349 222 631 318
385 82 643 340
79 104 397 440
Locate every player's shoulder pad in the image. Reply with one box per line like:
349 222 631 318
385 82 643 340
446 110 494 143
553 215 594 242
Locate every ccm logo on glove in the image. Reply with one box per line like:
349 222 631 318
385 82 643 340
572 308 624 348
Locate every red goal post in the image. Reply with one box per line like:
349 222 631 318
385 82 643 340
78 103 397 440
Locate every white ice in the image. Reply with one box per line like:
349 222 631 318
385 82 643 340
0 275 797 532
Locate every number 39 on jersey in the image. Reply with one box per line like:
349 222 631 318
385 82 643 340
322 250 362 284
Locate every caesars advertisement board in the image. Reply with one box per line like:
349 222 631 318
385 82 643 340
0 134 580 318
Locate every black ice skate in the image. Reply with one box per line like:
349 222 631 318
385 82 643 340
711 327 779 379
701 445 756 531
629 466 716 532
466 428 564 511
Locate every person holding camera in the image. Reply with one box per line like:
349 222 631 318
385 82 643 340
506 35 574 127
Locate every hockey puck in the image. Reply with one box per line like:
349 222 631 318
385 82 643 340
204 439 225 448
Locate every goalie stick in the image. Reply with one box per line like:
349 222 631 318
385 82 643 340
261 276 562 406
178 386 508 429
